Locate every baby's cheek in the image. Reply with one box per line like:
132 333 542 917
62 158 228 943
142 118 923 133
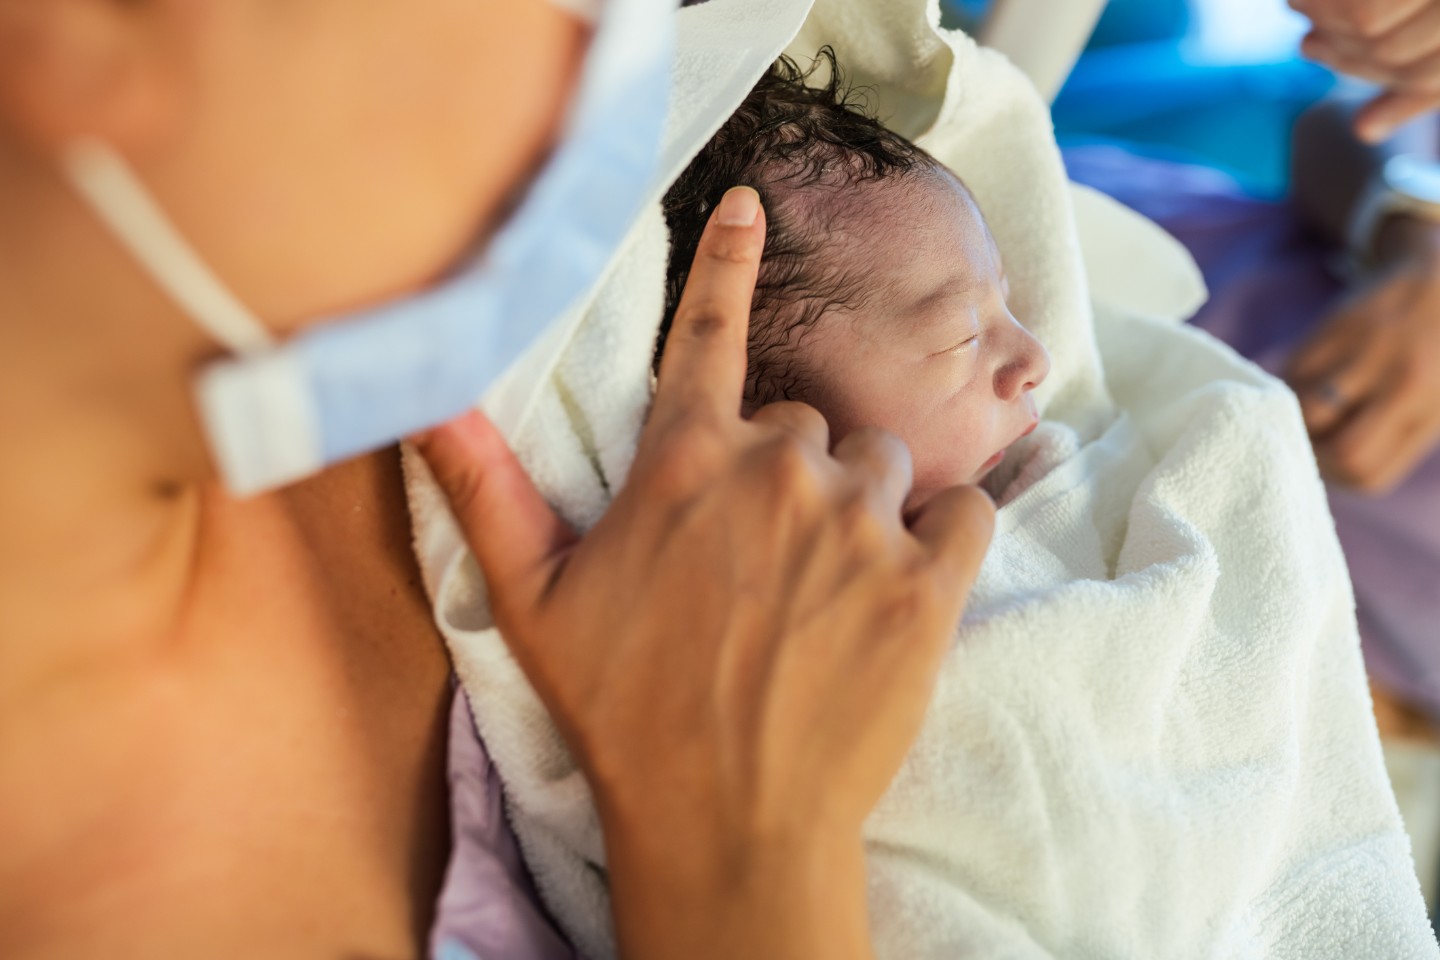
912 411 993 481
911 447 982 500
808 362 988 492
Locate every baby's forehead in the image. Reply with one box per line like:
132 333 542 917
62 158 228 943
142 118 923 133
784 165 999 304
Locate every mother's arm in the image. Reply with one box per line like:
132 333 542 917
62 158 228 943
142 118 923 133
416 188 996 960
1288 94 1440 492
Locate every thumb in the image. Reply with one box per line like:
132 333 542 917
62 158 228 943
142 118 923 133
411 409 578 618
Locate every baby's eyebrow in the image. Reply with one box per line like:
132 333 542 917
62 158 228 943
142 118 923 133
906 273 986 316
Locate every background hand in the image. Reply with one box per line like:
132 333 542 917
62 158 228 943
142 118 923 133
1292 0 1440 140
414 187 995 960
1288 217 1440 492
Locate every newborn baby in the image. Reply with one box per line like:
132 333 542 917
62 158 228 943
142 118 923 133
442 45 1435 960
659 54 1050 507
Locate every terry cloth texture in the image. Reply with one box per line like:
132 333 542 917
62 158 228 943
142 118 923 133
403 0 1438 956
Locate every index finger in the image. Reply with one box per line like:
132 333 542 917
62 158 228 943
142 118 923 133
652 186 767 426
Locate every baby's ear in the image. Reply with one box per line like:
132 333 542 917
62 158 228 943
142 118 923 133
0 1 191 153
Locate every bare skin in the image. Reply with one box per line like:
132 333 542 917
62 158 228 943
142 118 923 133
755 170 1049 508
0 2 993 958
1289 94 1440 493
1292 0 1440 139
416 186 994 960
0 1 582 956
1285 93 1440 739
1290 216 1440 492
0 457 454 958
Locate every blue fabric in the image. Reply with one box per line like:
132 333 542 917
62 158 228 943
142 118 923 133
1052 45 1334 197
1086 0 1191 48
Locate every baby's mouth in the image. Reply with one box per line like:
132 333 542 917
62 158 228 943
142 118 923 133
976 443 1011 481
977 416 1040 479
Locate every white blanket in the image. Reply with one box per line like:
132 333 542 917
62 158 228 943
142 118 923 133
403 0 1438 955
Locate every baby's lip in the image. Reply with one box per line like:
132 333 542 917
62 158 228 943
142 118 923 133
977 417 1039 479
1007 414 1039 449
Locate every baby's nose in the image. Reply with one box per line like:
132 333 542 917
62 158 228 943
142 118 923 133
997 321 1050 401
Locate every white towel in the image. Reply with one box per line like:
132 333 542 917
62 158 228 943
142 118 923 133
403 0 1438 956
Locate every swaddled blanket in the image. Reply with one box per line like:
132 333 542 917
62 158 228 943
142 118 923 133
403 0 1438 955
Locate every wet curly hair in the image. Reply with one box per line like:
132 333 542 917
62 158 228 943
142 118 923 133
658 49 940 406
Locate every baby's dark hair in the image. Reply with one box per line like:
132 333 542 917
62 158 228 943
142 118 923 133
659 49 939 405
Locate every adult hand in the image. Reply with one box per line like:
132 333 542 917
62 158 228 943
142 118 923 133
1291 0 1440 141
413 186 995 960
1288 216 1440 493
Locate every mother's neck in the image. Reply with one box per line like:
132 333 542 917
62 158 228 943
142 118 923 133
0 133 220 703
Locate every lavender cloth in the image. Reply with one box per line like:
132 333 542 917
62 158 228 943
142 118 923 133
429 691 579 960
1066 143 1440 721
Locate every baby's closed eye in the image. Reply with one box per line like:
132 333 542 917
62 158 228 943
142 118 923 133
931 333 980 357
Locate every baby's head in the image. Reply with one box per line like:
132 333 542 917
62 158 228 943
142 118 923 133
660 53 1050 508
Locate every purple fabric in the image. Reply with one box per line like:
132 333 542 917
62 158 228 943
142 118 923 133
1066 144 1440 720
430 691 579 960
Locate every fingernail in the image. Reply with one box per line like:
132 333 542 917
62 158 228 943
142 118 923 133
715 186 760 227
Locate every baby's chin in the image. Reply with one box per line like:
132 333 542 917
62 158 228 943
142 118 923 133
903 462 999 515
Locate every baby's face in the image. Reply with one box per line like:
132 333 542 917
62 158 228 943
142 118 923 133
787 168 1049 509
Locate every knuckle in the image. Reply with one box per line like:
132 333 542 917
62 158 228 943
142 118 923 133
757 434 820 497
847 423 891 444
840 427 914 482
672 300 730 342
837 491 890 547
851 425 908 463
1372 38 1412 68
1346 6 1390 37
642 424 727 499
1400 61 1440 89
644 451 706 502
788 401 830 435
753 400 826 437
